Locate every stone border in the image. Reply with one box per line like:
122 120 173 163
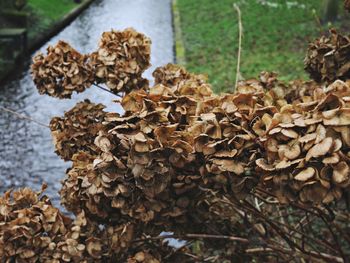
172 0 186 65
0 0 94 83
28 0 94 52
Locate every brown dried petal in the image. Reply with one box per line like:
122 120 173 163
332 161 349 184
294 167 315 181
306 137 333 161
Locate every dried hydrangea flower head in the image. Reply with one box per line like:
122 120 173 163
345 0 350 12
31 41 93 99
90 28 151 94
257 80 350 204
153 63 212 99
305 29 350 84
0 186 72 262
50 100 108 160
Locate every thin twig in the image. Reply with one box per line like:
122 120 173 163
133 233 249 243
233 3 243 92
0 106 49 128
92 83 123 98
241 199 304 252
80 66 122 98
290 213 316 234
225 192 335 253
312 9 323 34
251 192 280 204
1 86 119 129
317 210 347 262
245 247 273 254
277 206 289 234
245 247 344 263
182 252 202 260
238 198 339 255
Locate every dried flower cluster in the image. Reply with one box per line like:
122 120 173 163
55 63 350 249
0 186 84 262
59 64 217 229
4 26 350 261
90 28 151 94
0 187 192 262
31 28 151 99
32 41 93 99
50 100 108 160
345 0 350 12
256 79 350 204
305 29 350 84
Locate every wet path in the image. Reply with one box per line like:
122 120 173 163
0 0 174 204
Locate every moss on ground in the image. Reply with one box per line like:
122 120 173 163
176 0 350 93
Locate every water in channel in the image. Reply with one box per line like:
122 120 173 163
0 0 174 204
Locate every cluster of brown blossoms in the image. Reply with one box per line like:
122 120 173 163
49 100 107 160
32 41 93 99
256 79 350 204
305 29 350 84
90 29 151 94
0 187 189 262
0 186 98 262
2 27 350 261
345 0 350 12
31 28 151 98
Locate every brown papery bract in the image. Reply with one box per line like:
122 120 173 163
305 29 350 84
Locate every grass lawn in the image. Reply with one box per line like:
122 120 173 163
176 0 350 93
26 0 78 40
28 0 77 21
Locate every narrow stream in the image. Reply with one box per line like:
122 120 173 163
0 0 174 204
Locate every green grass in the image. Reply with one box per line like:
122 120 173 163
177 0 350 93
28 0 76 21
26 0 78 40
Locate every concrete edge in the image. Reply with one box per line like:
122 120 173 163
0 0 94 83
28 0 94 52
172 0 186 66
